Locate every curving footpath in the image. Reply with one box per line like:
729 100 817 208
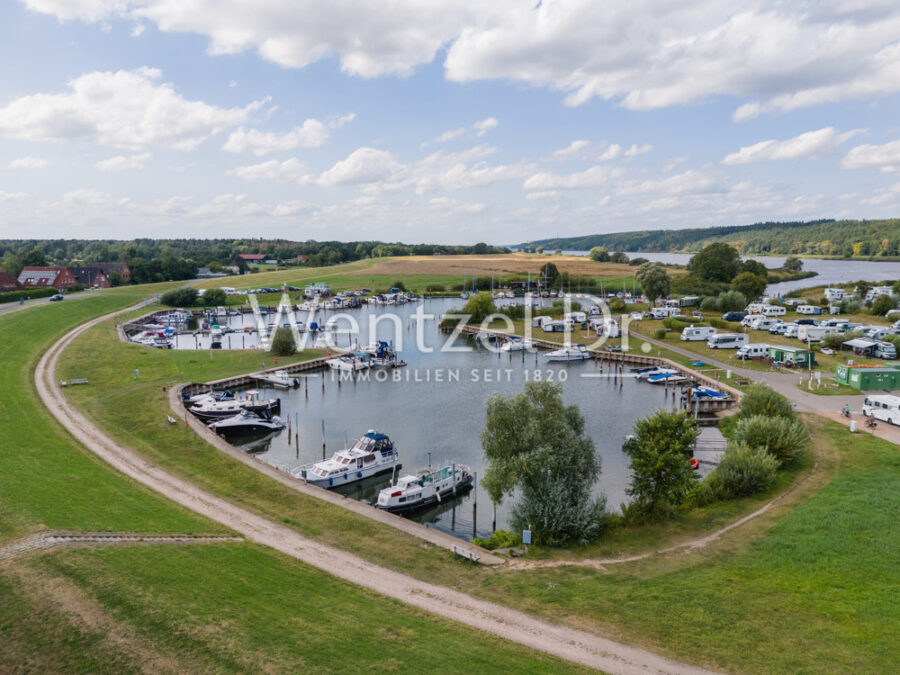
36 303 714 674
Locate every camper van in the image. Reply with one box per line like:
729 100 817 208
761 305 786 317
748 316 778 331
797 325 841 342
650 306 679 320
864 327 891 341
532 315 553 329
564 311 587 323
680 325 716 342
796 304 823 315
821 318 849 329
862 395 900 426
736 343 770 360
874 341 898 359
745 303 766 314
824 288 847 302
707 333 749 349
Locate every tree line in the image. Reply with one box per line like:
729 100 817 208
521 218 900 258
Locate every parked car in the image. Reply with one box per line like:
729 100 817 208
722 311 747 322
48 294 64 302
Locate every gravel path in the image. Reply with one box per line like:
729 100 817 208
34 303 714 674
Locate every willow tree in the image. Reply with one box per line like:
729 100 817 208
480 381 605 546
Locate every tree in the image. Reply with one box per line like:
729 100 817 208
589 246 610 262
108 270 125 286
783 256 803 273
731 415 810 465
461 292 497 324
481 381 605 545
741 259 768 278
270 327 296 356
731 271 767 302
539 262 559 285
622 409 699 519
716 290 747 313
202 288 227 307
635 262 671 306
159 287 198 307
610 251 629 264
22 247 47 267
871 293 897 316
688 243 741 282
737 385 795 420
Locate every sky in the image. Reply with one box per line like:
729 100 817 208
2 2 900 244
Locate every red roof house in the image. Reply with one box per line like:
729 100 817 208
0 271 23 292
17 266 78 290
238 254 266 261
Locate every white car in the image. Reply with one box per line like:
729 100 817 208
629 311 643 321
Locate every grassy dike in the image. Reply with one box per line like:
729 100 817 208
0 290 580 673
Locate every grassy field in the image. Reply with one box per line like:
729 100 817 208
0 289 217 542
2 543 577 674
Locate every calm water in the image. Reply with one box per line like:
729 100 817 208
560 250 900 296
219 298 674 541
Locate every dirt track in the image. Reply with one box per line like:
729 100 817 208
34 303 713 675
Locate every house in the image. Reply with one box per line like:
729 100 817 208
238 254 266 263
77 262 131 283
0 271 22 292
68 266 110 288
228 257 252 275
17 266 78 290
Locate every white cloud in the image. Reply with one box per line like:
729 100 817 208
723 127 862 165
473 117 497 137
222 119 332 155
842 139 900 172
131 23 145 36
0 67 262 150
7 156 50 169
0 191 26 202
94 152 151 171
624 143 652 157
554 140 590 158
526 190 563 200
273 199 314 216
598 144 622 161
228 158 310 183
524 165 620 191
318 148 404 187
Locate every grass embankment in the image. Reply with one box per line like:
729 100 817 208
1 289 581 672
0 290 215 542
477 417 900 673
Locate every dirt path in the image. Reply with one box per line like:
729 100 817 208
36 304 713 675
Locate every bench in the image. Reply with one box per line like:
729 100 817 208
452 545 481 562
60 378 89 387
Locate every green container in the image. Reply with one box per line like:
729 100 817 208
837 365 900 390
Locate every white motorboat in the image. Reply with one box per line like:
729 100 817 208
545 344 591 361
185 389 234 405
635 367 677 381
209 410 285 434
189 390 280 421
500 337 533 352
326 352 373 372
647 371 688 385
291 431 400 487
254 369 300 389
376 464 473 513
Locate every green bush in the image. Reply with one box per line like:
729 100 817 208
823 332 851 350
700 296 719 311
160 287 199 307
609 297 626 312
708 444 779 498
738 385 795 420
708 317 726 329
0 287 59 303
871 293 898 316
201 288 228 306
653 328 667 340
390 280 407 291
471 529 523 550
717 290 747 313
731 415 810 465
425 284 446 293
270 327 296 356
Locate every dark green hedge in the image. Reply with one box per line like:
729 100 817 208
0 287 58 304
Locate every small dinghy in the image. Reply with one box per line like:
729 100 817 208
376 464 473 513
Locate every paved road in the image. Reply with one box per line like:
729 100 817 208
0 289 101 315
35 302 713 675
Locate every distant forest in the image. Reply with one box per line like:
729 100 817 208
0 239 509 284
521 219 900 258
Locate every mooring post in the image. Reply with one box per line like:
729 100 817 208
472 471 478 539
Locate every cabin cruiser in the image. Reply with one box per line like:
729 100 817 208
326 352 373 372
500 337 533 352
360 341 402 366
188 390 280 421
254 369 300 388
291 430 400 487
545 344 591 361
208 410 285 434
647 371 688 385
184 389 234 405
376 464 473 513
634 366 677 381
150 336 173 349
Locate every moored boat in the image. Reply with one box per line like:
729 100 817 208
326 352 373 372
208 409 285 434
291 430 400 487
254 369 300 388
376 464 473 512
188 390 280 421
545 344 590 361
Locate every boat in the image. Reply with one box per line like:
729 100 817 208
360 340 404 366
545 344 591 361
635 366 677 381
500 337 533 352
326 352 373 372
208 410 285 434
150 336 173 349
647 372 688 385
184 389 234 405
253 369 300 388
375 464 474 513
684 385 729 400
189 390 280 421
291 430 400 487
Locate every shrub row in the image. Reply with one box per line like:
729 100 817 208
0 287 59 303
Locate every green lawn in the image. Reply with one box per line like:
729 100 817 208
0 290 217 542
3 543 578 674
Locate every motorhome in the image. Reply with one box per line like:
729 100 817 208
864 286 893 302
821 318 849 329
650 306 679 319
564 311 587 323
862 395 900 426
824 288 847 302
748 316 778 331
736 343 770 360
680 325 716 342
784 324 800 339
761 305 786 317
532 315 553 329
745 303 766 314
796 304 823 315
874 341 898 359
797 325 840 342
707 333 749 349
